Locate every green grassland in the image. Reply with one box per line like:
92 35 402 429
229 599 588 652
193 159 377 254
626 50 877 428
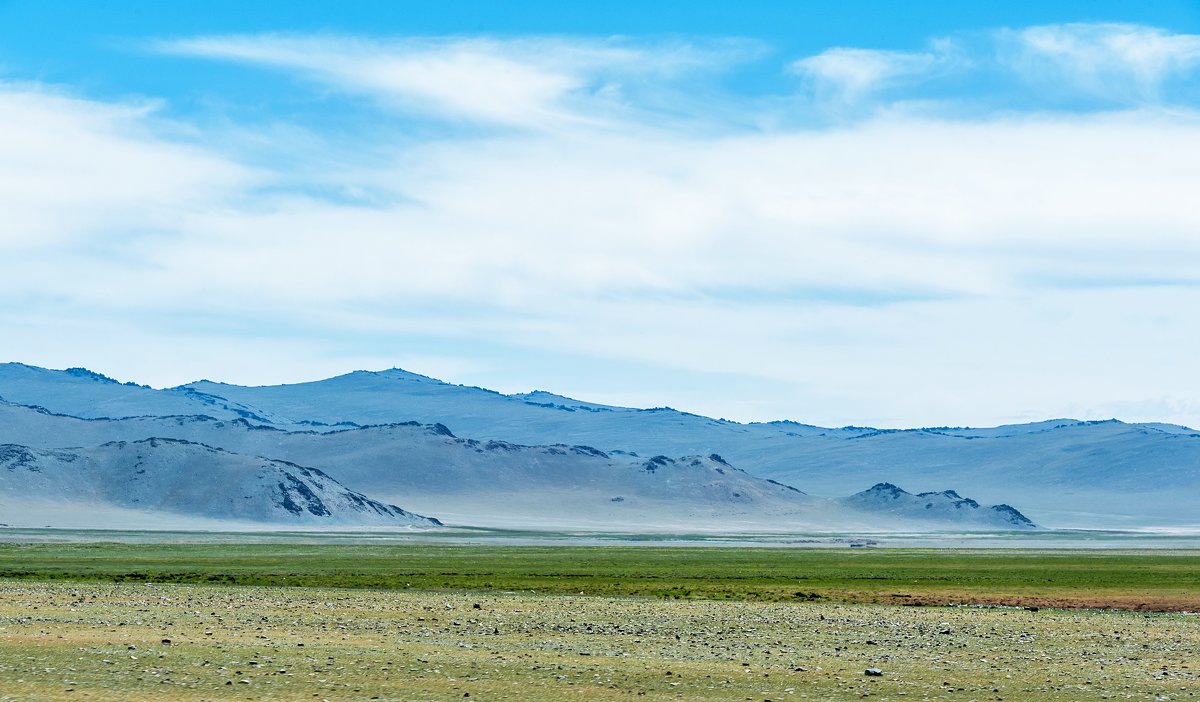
0 543 1197 609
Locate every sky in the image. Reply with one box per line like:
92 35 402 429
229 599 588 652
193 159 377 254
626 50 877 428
2 0 1200 428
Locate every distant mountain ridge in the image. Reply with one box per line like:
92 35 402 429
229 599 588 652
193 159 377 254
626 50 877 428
5 362 1194 528
838 483 1036 529
0 396 1031 530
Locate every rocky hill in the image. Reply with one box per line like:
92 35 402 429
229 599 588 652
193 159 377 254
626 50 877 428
0 437 439 529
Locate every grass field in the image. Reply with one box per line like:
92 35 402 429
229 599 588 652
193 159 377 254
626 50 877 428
0 544 1198 701
0 543 1197 610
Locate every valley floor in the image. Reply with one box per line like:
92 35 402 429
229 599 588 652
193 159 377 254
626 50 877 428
1 580 1198 702
1 542 1198 611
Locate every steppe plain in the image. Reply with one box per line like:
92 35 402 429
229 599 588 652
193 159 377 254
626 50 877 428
0 541 1197 701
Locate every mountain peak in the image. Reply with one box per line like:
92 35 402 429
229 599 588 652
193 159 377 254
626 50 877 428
918 489 963 500
359 368 446 384
864 482 909 497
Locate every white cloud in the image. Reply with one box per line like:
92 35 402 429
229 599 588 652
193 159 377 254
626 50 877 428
27 110 1195 315
0 84 258 250
788 23 1200 111
1001 23 1200 102
790 45 951 103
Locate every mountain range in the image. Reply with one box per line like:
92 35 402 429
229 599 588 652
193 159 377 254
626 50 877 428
3 362 1191 530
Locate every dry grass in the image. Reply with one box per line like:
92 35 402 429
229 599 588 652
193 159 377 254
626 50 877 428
1 580 1197 701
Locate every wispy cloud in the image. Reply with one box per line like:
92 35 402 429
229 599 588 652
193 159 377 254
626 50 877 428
999 23 1200 104
154 35 754 131
790 43 958 105
789 23 1200 114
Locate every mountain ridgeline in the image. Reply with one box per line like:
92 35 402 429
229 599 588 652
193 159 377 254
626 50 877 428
1 362 1181 530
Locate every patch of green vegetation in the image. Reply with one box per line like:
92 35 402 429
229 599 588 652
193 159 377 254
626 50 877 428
0 543 1196 609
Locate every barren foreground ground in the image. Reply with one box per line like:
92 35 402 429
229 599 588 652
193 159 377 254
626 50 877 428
1 580 1197 702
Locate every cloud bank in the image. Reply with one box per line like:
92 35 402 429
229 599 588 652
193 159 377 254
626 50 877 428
3 23 1200 428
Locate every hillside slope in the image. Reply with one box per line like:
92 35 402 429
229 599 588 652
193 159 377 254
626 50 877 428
0 437 439 529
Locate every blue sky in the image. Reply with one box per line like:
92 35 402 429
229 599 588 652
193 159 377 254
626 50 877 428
2 1 1200 427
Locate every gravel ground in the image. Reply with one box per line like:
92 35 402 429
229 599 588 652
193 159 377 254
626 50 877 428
0 580 1196 701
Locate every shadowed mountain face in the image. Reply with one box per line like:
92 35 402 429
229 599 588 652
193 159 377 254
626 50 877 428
838 483 1037 529
21 362 1197 528
0 437 439 528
